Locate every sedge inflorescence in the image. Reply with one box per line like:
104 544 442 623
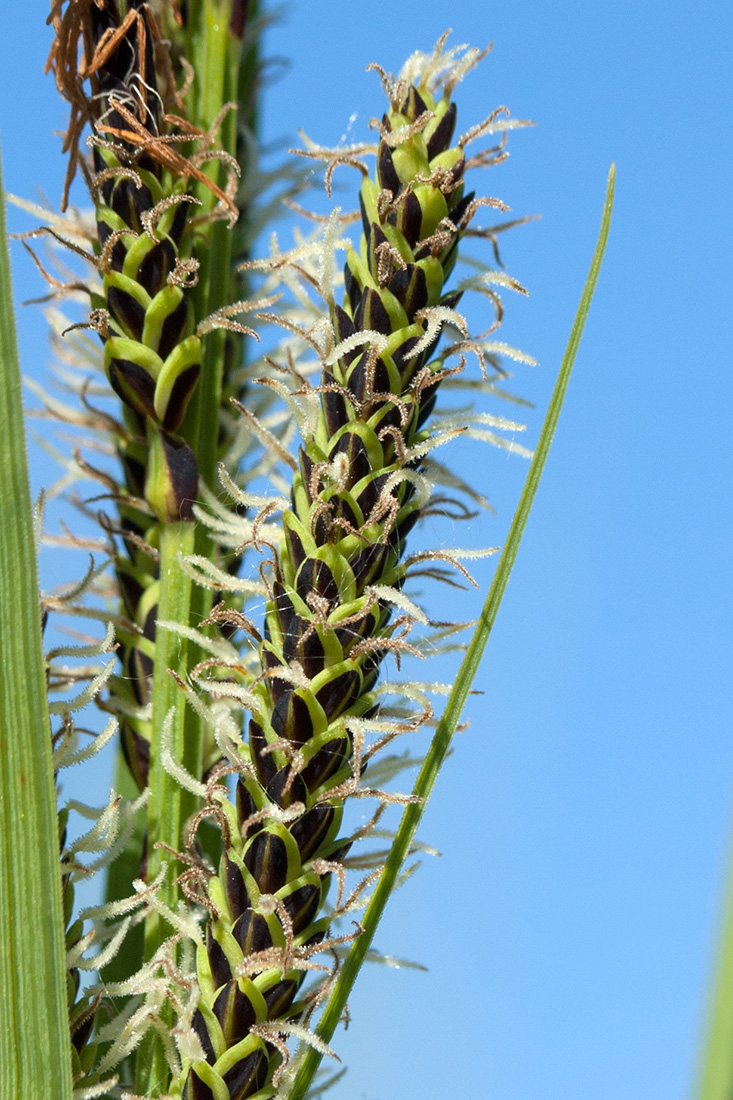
35 7 532 1097
166 35 530 1100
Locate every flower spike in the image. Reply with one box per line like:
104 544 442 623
169 36 529 1100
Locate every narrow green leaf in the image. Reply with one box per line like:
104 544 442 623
0 148 73 1099
287 163 616 1100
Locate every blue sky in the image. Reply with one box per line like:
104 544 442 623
1 2 732 1099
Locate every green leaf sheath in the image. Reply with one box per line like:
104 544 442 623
288 163 616 1100
0 150 73 1100
173 73 496 1100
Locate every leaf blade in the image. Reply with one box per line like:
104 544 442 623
0 147 73 1099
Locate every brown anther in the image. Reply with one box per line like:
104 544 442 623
62 306 112 340
415 165 464 195
374 239 406 285
96 96 238 224
167 255 200 288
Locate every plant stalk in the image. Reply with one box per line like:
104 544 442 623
138 521 197 1095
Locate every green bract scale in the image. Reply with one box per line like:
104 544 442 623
175 54 504 1100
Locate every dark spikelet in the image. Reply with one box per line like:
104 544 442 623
232 909 275 955
206 925 234 991
48 0 241 794
213 981 258 1044
175 38 520 1098
183 1067 218 1100
223 1050 269 1100
85 0 206 523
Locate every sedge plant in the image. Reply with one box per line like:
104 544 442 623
0 3 614 1098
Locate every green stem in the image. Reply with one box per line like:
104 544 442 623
184 0 241 493
181 2 242 769
138 520 197 1096
286 163 616 1100
0 149 73 1100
